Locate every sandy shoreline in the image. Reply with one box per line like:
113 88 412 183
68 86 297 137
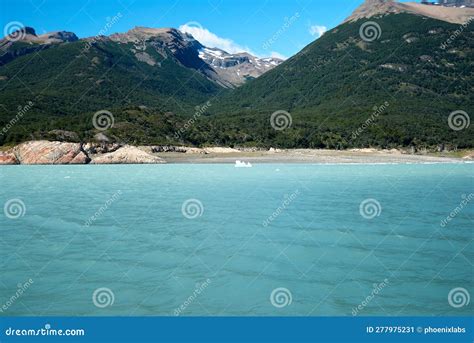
1 141 472 165
155 149 469 164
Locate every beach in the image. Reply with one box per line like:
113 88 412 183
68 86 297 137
154 148 470 164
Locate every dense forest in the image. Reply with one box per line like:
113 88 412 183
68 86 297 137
0 14 472 149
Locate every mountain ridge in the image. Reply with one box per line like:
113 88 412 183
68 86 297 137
0 2 472 149
1 25 282 88
345 0 474 24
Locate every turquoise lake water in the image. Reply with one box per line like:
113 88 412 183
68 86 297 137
0 163 472 316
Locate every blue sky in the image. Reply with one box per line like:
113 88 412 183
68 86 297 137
0 0 415 58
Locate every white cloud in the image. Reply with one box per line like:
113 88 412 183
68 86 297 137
179 23 250 54
309 25 327 38
269 51 287 60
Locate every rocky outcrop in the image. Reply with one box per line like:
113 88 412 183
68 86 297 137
83 142 121 155
91 146 165 164
12 141 89 165
0 152 19 165
151 145 188 153
0 141 167 165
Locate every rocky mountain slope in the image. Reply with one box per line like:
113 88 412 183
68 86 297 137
108 26 282 87
1 26 280 87
0 27 78 65
198 47 282 87
210 1 473 149
345 0 474 24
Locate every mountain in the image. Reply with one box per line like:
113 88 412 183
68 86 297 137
209 2 474 149
0 26 227 145
108 27 282 87
0 27 78 65
198 47 282 87
346 0 474 24
0 25 284 145
0 1 473 149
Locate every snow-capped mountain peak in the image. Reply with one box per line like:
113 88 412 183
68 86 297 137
198 47 283 86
